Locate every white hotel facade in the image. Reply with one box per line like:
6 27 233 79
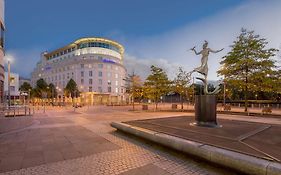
31 37 127 105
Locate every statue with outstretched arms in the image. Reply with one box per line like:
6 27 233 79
189 40 224 95
190 40 223 76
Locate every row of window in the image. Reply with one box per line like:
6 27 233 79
49 53 121 64
78 42 121 53
47 47 76 60
46 63 120 74
80 71 119 78
80 78 119 86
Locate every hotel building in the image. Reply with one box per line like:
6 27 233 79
31 37 127 105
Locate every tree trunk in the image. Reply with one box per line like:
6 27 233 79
181 94 184 110
132 95 135 111
245 67 249 112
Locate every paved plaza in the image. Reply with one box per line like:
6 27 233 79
0 106 280 174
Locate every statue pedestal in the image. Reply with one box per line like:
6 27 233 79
191 95 221 127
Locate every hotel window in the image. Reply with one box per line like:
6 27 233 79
89 86 92 92
98 87 102 92
89 79 93 85
107 65 112 69
81 64 84 68
98 79 102 85
81 71 84 77
115 73 118 79
108 87 111 93
107 72 111 77
115 67 118 71
115 87 118 93
89 71 93 76
98 56 102 60
98 64 103 68
98 71 102 77
115 81 118 86
107 80 111 85
81 79 84 84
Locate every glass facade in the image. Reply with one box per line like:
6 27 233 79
78 42 121 54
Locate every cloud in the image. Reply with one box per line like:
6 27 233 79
122 0 281 80
7 0 281 81
124 53 180 81
5 49 43 78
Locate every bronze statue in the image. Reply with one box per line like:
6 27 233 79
189 40 223 94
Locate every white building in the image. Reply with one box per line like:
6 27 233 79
4 72 20 98
31 37 127 105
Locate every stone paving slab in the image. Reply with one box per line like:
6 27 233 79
0 117 34 134
0 126 120 173
119 163 171 175
124 116 281 161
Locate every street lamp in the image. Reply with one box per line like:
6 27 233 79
223 81 226 107
7 60 11 108
5 55 15 108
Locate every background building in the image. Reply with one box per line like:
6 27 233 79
0 0 4 106
31 37 127 105
4 72 19 102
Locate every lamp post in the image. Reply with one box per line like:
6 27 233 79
223 81 226 107
28 89 31 106
7 60 11 108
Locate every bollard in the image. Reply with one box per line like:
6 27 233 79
13 107 16 117
25 106 27 116
29 107 31 115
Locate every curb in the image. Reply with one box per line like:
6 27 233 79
111 122 281 175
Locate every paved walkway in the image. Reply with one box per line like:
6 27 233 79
0 106 238 175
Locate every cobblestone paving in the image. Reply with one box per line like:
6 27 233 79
0 107 238 175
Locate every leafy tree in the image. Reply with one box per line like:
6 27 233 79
143 65 171 110
64 79 79 103
218 28 278 112
19 82 32 92
124 73 143 110
34 78 48 98
173 67 191 109
47 83 57 99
